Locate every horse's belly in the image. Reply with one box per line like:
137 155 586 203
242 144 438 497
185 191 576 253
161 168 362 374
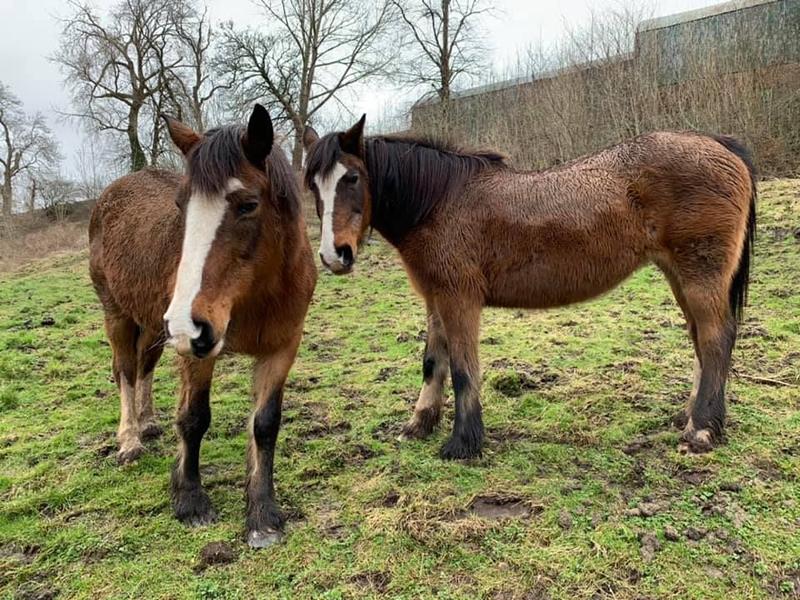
484 246 646 309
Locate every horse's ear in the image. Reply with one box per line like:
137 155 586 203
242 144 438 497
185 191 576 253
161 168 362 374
243 104 274 168
339 114 366 158
303 126 319 151
163 115 200 156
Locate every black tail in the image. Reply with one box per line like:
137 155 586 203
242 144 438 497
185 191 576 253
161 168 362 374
712 135 756 323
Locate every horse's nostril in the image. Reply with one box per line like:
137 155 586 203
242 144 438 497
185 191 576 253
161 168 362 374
190 319 215 358
336 244 354 267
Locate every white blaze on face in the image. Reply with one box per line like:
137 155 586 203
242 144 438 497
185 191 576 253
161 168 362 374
315 162 347 267
163 178 243 347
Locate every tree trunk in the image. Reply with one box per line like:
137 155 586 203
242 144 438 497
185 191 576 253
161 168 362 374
1 176 12 217
27 179 36 213
291 118 305 171
440 0 451 138
128 104 147 172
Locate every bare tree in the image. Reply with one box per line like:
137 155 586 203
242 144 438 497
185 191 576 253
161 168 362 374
218 0 397 169
56 0 193 172
394 0 490 133
170 8 228 132
38 175 79 221
0 82 61 216
75 135 121 202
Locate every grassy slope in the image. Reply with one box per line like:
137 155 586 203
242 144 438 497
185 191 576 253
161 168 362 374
0 180 798 600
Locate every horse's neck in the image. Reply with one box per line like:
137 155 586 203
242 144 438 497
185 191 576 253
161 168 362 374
366 143 441 246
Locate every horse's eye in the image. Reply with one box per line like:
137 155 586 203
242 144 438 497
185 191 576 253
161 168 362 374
343 172 359 185
236 202 258 217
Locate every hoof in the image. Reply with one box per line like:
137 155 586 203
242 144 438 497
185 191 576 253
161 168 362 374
117 441 146 464
671 409 689 430
399 419 435 441
174 487 217 527
398 407 440 441
678 428 714 454
247 528 283 549
139 421 163 440
439 435 482 460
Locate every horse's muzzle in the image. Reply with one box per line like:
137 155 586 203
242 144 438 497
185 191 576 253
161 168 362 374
165 318 224 359
319 244 355 275
190 319 217 359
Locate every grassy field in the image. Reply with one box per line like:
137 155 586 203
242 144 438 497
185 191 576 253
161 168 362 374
1 180 799 600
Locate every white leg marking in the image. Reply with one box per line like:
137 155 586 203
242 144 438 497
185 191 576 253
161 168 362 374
117 375 145 462
136 370 155 423
164 178 243 344
315 163 347 267
689 357 702 403
117 375 138 441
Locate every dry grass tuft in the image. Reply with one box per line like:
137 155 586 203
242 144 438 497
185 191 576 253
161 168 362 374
0 220 87 274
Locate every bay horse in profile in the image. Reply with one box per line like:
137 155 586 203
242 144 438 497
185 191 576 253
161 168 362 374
303 117 755 459
90 105 316 547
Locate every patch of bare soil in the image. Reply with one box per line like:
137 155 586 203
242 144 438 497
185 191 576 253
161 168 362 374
379 490 400 507
375 366 397 382
370 418 403 442
766 226 800 242
489 361 560 397
675 466 712 486
0 542 39 566
492 585 551 600
195 541 237 572
400 493 541 546
350 571 391 593
487 426 532 447
467 494 539 520
14 587 58 600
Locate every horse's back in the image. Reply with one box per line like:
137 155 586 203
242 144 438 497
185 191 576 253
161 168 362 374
90 168 182 329
413 131 753 307
92 168 180 224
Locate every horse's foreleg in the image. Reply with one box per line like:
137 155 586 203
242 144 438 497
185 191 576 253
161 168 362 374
246 338 299 548
401 304 449 439
105 314 143 464
171 357 216 526
437 298 483 460
135 329 164 440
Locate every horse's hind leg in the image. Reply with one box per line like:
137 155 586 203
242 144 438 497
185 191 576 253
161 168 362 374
135 329 164 440
105 313 143 464
401 304 449 439
171 357 216 526
660 269 701 430
678 283 736 453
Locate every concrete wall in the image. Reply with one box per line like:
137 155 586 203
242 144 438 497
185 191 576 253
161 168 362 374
409 0 800 173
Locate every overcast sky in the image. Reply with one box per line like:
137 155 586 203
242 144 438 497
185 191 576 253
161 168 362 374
0 0 721 175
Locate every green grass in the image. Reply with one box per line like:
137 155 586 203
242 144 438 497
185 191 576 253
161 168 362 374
1 179 799 600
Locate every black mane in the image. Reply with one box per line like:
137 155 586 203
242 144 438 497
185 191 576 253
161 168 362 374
305 133 506 243
188 124 300 218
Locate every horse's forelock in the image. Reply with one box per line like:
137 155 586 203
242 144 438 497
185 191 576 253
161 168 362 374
304 133 344 188
187 125 245 196
186 124 299 218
